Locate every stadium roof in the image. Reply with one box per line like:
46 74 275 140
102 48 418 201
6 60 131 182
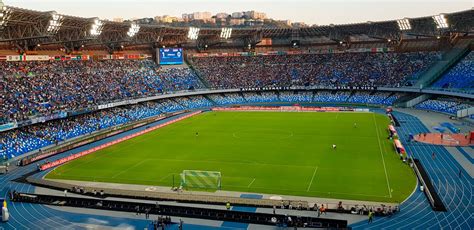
0 5 472 52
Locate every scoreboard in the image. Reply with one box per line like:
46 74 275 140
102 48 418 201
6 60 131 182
159 48 184 65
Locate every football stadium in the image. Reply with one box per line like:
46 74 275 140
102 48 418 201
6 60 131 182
0 0 473 229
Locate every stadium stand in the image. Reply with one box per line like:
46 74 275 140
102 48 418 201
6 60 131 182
207 93 246 105
0 60 204 124
242 92 280 103
432 51 474 92
313 91 351 103
278 91 313 103
414 97 473 115
174 96 213 109
191 52 441 89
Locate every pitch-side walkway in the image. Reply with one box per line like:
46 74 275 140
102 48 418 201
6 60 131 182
42 178 398 208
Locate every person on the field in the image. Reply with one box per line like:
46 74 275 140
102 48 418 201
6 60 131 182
195 132 199 137
354 123 357 128
332 144 337 150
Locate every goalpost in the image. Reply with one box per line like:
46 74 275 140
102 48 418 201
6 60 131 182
180 170 222 190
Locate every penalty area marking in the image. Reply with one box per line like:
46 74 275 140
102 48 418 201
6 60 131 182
306 166 319 192
372 113 392 198
247 178 256 188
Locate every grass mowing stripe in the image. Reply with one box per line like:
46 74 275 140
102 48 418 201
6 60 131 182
372 112 392 198
306 167 318 192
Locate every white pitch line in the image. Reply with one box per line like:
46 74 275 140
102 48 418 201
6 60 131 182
372 113 392 198
247 178 256 188
112 159 148 178
307 167 318 192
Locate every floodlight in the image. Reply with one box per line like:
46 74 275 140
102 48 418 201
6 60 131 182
433 14 448 29
220 27 232 39
47 12 63 33
89 18 104 36
127 23 140 37
187 27 200 40
397 18 411 31
0 6 10 27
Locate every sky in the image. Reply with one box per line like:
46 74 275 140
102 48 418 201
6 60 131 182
3 0 473 25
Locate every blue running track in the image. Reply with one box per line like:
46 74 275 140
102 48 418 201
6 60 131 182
351 111 473 229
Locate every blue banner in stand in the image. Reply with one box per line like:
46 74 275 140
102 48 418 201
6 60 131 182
159 48 184 65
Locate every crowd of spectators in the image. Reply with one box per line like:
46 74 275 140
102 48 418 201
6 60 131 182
432 52 474 92
191 52 440 89
243 92 280 103
175 96 213 109
0 60 204 124
210 91 401 106
347 92 401 105
208 93 246 105
313 91 351 103
279 91 313 103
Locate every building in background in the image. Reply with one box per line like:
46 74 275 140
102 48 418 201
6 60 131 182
215 13 229 19
244 11 267 20
183 12 212 21
113 18 124 23
231 12 244 19
155 15 181 23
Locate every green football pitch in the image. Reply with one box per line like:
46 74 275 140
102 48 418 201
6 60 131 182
46 111 416 203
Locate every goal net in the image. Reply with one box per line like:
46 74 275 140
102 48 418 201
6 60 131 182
180 170 222 190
